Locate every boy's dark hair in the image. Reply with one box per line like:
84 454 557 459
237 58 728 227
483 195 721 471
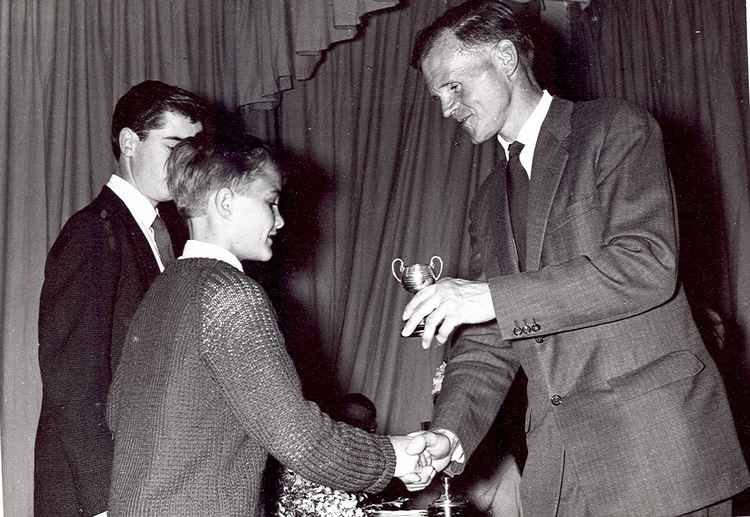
331 393 377 432
111 80 210 160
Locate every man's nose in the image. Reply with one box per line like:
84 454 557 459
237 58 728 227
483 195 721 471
440 96 458 118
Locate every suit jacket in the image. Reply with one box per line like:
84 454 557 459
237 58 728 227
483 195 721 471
35 186 186 516
432 97 750 516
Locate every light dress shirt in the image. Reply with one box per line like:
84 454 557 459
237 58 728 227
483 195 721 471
497 89 554 179
442 91 554 468
179 239 244 272
106 174 167 271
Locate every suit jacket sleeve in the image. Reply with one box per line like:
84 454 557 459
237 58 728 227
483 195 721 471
38 211 119 513
491 102 678 340
431 193 520 466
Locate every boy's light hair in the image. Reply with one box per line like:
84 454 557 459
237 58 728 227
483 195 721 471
167 133 278 218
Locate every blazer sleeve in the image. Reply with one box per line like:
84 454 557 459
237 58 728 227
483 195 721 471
491 103 679 340
37 211 119 512
198 274 395 494
430 192 520 464
431 323 521 468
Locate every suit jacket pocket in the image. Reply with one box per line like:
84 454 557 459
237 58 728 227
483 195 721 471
547 194 599 233
543 201 603 264
606 350 705 401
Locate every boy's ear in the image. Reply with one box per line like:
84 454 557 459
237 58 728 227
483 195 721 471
214 187 234 219
119 128 139 157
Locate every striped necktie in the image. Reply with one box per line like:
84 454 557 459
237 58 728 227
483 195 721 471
151 213 175 265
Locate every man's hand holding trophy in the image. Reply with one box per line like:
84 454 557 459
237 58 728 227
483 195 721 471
391 256 444 338
393 255 495 349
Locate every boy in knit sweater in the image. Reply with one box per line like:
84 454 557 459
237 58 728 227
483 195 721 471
107 134 431 516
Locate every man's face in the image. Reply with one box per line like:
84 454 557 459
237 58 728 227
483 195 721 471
421 32 512 144
229 166 285 262
126 111 203 205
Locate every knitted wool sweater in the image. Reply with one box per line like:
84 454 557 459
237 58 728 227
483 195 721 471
107 258 395 516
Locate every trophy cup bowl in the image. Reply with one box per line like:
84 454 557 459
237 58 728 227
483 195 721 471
392 256 443 337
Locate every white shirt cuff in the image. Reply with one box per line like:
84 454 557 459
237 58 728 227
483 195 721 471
432 428 465 464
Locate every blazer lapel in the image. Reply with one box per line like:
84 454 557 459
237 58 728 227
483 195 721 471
525 98 573 271
97 186 161 282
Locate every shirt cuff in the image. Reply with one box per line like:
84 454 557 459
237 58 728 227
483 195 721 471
432 428 465 464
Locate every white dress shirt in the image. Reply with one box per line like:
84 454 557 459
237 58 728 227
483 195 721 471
106 174 167 272
497 90 554 178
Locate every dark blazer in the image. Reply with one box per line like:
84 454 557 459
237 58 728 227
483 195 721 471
35 186 186 516
433 97 750 516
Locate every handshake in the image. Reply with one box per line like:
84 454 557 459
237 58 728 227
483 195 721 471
388 430 456 491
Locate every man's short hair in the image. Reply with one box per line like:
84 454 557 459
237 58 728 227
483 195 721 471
166 132 279 219
411 0 535 71
111 80 210 160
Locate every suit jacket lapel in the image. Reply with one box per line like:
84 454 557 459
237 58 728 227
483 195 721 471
526 98 572 271
97 186 161 282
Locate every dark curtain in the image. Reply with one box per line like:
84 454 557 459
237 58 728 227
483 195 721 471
250 1 500 435
570 0 750 489
0 1 398 514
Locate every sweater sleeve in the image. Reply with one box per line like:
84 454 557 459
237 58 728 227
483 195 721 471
198 267 395 493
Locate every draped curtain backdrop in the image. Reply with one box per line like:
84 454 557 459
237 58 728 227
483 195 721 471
570 0 750 468
0 1 398 515
3 0 749 516
245 1 501 438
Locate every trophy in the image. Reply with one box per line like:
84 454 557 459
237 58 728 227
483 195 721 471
427 476 472 517
391 255 443 337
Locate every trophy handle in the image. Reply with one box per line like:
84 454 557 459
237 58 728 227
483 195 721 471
429 256 444 280
391 258 405 283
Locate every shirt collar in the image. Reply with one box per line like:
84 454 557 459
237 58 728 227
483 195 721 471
497 90 553 176
179 240 244 272
106 174 158 228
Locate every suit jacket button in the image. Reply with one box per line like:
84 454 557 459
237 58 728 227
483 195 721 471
513 327 522 336
550 394 562 406
535 336 544 343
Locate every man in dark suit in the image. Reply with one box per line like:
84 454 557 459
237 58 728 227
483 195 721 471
35 80 209 516
402 2 750 515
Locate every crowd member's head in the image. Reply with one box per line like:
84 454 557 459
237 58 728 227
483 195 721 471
411 0 538 144
167 132 285 262
112 80 209 205
331 393 378 433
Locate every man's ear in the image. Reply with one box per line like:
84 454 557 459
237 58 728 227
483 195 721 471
493 39 519 77
214 187 234 219
119 128 140 158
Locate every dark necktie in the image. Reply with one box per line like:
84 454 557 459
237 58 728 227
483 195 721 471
151 213 175 265
506 141 528 270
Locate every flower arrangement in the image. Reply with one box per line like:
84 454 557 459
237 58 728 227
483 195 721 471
275 468 368 517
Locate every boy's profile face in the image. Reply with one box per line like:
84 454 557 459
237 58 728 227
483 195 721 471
126 111 203 205
228 166 284 262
